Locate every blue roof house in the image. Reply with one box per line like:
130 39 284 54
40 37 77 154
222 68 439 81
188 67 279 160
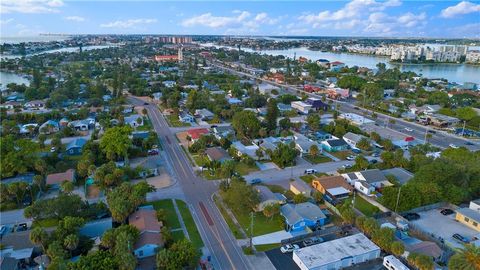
280 202 327 233
66 138 87 156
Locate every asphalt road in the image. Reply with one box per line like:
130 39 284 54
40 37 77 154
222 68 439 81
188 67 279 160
129 97 251 270
208 61 479 152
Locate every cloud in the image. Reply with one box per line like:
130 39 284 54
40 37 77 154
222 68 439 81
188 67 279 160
65 16 85 22
447 23 480 38
298 0 402 27
181 11 251 28
440 1 480 18
364 11 426 35
1 0 64 14
0 18 14 25
181 11 281 31
100 18 157 29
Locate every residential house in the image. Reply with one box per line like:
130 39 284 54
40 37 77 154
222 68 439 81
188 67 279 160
23 100 45 110
79 218 113 239
314 131 332 141
321 138 349 152
46 169 76 189
254 185 286 212
18 124 38 135
455 207 480 232
277 103 292 112
186 128 209 142
293 132 320 157
255 136 293 153
213 126 235 140
329 61 345 71
131 156 162 178
195 108 214 121
258 83 279 95
427 114 460 128
122 106 135 114
228 98 243 105
305 97 328 111
124 114 144 128
205 147 232 163
316 59 330 68
342 169 392 195
178 111 195 123
343 132 369 149
290 179 312 197
0 101 21 110
0 229 53 265
59 118 69 127
66 138 87 156
291 101 312 114
0 257 19 270
231 141 260 160
69 119 95 131
381 168 413 186
162 80 176 88
280 202 326 232
153 92 163 101
470 199 480 212
128 208 164 258
311 175 353 200
39 120 59 134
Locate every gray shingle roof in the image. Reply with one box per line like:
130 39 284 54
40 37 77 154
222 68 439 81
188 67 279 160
281 202 326 225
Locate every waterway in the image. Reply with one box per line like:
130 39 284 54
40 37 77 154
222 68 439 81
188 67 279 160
0 45 117 60
202 44 480 84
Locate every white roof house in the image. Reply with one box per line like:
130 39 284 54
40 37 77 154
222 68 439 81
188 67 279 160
293 233 380 270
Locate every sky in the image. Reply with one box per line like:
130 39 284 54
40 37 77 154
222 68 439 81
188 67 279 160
0 0 479 38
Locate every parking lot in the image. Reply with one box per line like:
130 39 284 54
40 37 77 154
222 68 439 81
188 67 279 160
410 208 479 249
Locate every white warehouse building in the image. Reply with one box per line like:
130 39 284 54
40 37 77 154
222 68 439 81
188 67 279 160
293 233 380 270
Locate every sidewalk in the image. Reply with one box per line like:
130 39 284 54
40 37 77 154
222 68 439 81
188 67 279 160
172 199 190 240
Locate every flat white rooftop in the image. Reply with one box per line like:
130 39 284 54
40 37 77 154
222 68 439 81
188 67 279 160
293 233 380 269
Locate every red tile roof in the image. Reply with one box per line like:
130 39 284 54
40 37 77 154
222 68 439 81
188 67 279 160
46 169 75 186
187 128 209 140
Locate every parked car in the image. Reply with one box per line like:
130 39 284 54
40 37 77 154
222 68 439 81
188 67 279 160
0 225 7 236
428 130 436 134
143 102 149 105
342 164 352 169
369 159 378 164
16 223 28 232
304 169 318 174
152 145 158 149
50 147 56 153
465 142 474 146
371 152 380 157
147 149 159 155
449 143 459 149
404 127 413 132
302 237 324 247
280 244 300 253
210 125 218 129
402 213 420 221
250 178 262 184
351 148 362 154
346 155 356 161
453 233 469 243
440 209 454 215
354 106 360 110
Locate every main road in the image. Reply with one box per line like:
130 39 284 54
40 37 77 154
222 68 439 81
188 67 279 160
128 96 251 270
207 60 480 151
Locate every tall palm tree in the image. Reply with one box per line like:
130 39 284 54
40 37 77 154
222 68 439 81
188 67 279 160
30 227 48 252
64 234 79 257
448 244 480 270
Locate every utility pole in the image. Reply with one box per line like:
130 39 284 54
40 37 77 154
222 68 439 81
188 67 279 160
461 120 466 137
395 186 402 213
424 128 428 144
249 212 254 249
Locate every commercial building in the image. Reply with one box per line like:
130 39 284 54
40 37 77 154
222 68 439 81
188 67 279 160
291 101 312 114
455 206 480 232
293 233 380 270
383 255 409 270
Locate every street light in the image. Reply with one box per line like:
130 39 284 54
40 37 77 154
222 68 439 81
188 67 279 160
395 186 402 213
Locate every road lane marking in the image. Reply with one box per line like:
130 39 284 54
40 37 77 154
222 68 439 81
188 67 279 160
199 202 214 226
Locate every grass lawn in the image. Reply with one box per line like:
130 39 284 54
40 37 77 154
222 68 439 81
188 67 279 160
353 196 380 217
303 154 332 164
331 150 353 160
166 114 190 127
233 208 284 237
299 172 329 185
32 218 59 228
171 230 185 242
235 162 258 175
214 197 244 239
255 243 281 252
150 199 181 229
175 200 204 249
136 117 153 131
192 155 209 167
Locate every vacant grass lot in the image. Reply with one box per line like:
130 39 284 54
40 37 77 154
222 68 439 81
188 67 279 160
303 154 332 164
214 197 244 239
255 243 281 252
331 150 353 160
166 114 190 127
175 200 204 249
354 195 380 216
150 199 181 229
233 208 284 237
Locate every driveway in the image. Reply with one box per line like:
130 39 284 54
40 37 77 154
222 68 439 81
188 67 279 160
244 160 353 183
252 230 293 245
0 209 31 226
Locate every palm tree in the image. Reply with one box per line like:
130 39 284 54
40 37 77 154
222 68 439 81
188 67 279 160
64 234 79 257
30 227 48 252
448 244 480 270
